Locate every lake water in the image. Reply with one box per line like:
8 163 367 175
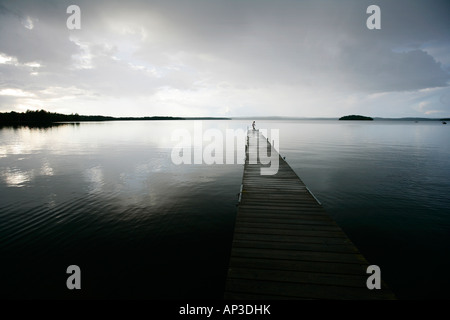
1 120 449 299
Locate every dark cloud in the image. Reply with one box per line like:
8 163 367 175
440 90 450 107
334 45 449 92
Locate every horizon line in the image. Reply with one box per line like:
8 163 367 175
1 110 449 121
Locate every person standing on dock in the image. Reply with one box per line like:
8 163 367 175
252 121 256 130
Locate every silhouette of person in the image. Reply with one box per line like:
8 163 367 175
252 121 256 130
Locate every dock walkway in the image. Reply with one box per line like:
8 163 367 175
224 129 395 299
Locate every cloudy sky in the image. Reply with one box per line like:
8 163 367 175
0 0 449 118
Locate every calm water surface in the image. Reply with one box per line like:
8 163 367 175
1 120 449 299
275 120 450 299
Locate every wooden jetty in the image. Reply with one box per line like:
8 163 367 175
224 129 395 300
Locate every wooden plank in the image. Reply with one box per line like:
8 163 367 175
224 292 301 300
237 205 327 212
228 257 369 275
225 278 396 300
234 221 343 232
228 267 367 288
230 247 367 264
236 217 340 227
231 239 359 254
234 226 349 238
233 233 355 246
236 212 335 222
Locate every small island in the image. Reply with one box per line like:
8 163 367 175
339 115 374 121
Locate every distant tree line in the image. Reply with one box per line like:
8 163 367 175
0 109 106 123
0 109 189 124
